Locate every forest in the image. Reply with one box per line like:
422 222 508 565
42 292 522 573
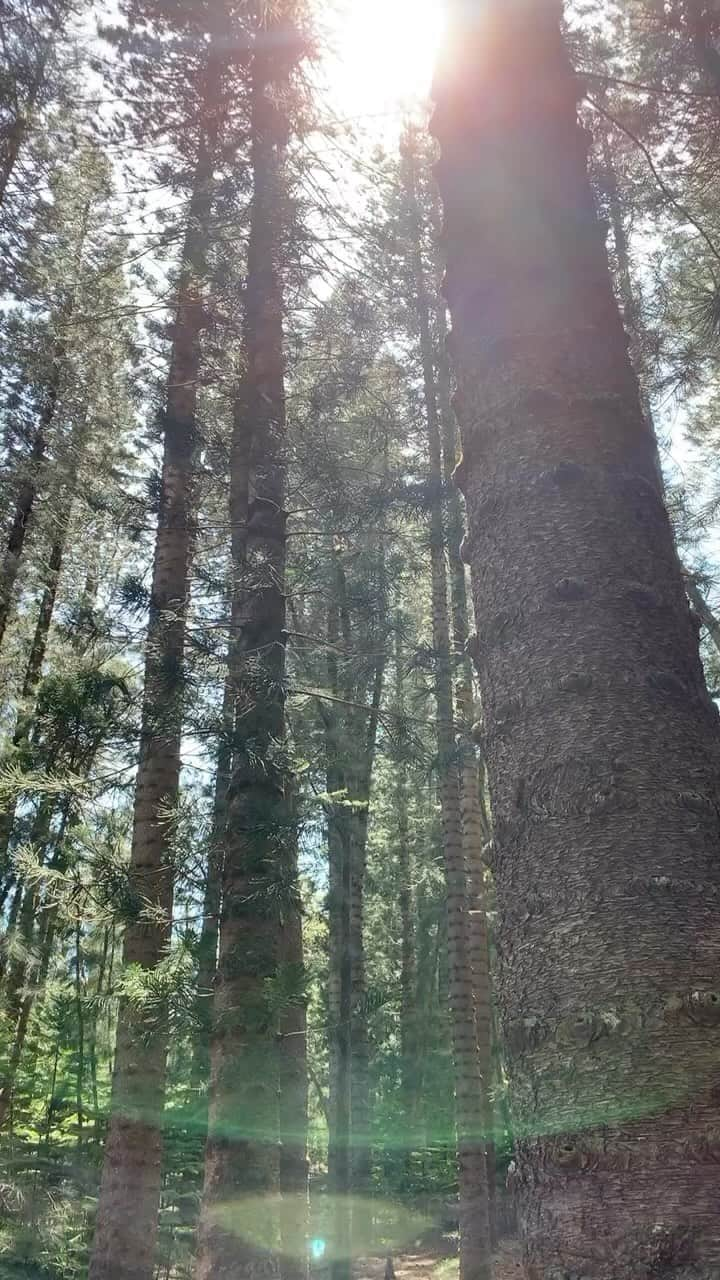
1 0 719 1278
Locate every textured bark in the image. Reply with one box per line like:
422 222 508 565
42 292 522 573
432 3 720 1275
88 66 219 1280
195 36 298 1280
409 155 491 1280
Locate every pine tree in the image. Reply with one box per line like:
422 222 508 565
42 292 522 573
195 9 310 1280
432 1 720 1273
88 11 232 1277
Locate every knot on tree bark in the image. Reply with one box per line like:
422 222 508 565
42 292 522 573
553 577 587 603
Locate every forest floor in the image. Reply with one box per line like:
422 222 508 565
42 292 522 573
354 1236 523 1280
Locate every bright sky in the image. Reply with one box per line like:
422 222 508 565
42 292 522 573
323 0 444 123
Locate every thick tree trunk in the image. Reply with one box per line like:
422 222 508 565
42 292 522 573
195 38 301 1280
432 3 720 1274
88 72 219 1280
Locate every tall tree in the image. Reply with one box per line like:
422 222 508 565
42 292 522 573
432 1 720 1275
88 31 225 1280
195 10 308 1279
399 128 491 1280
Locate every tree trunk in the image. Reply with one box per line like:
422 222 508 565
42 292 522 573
74 917 85 1149
393 626 417 1148
0 14 58 208
0 799 68 1127
0 420 84 903
432 3 720 1274
195 36 300 1280
683 0 720 97
348 636 384 1201
324 582 353 1280
405 140 491 1280
686 577 720 657
0 196 90 651
0 376 58 649
190 670 233 1104
278 829 309 1280
0 526 67 903
88 63 219 1280
435 260 497 1247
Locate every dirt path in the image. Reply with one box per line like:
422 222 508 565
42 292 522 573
353 1239 523 1280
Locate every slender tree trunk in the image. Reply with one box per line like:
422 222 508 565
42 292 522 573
0 380 57 649
325 589 352 1280
89 928 109 1146
330 775 353 1280
0 528 65 901
683 0 720 97
278 830 309 1280
195 37 301 1280
600 131 667 488
0 114 26 209
88 65 219 1280
600 134 720 680
0 426 84 901
686 577 720 656
432 3 720 1273
74 918 85 1149
436 301 497 1244
324 547 384 1227
0 799 69 1126
190 670 233 1104
406 144 491 1280
348 645 384 1201
0 17 58 208
0 197 89 651
393 626 417 1147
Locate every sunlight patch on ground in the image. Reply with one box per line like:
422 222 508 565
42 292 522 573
210 1193 432 1261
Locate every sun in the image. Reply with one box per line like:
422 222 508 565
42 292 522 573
325 0 444 122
